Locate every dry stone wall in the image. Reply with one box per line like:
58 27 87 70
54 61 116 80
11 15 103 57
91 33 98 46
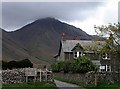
54 72 120 85
2 69 25 84
2 68 53 84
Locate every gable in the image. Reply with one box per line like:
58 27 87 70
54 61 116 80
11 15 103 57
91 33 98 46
71 43 84 51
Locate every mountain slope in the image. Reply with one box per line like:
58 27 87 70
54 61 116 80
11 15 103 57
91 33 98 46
2 29 49 67
8 18 94 62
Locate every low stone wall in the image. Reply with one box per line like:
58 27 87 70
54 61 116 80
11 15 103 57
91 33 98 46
86 72 120 84
2 69 25 84
54 73 87 84
54 72 120 85
2 68 53 84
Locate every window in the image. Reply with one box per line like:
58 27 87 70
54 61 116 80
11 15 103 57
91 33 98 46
103 53 110 60
74 51 82 58
100 65 106 72
100 65 111 72
74 52 77 58
79 52 81 56
106 65 111 72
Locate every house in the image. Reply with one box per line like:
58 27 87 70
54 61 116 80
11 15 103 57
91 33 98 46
54 40 112 72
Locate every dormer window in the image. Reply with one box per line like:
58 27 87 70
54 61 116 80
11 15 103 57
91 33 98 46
74 51 82 59
74 52 77 58
103 53 110 60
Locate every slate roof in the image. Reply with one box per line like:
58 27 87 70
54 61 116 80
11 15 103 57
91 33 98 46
62 40 105 52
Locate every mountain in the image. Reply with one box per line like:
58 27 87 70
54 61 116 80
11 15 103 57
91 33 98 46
3 17 94 66
2 29 49 68
92 35 107 41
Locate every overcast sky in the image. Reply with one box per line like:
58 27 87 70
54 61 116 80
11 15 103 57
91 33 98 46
1 0 119 35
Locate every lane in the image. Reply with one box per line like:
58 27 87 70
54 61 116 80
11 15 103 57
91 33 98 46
54 80 85 89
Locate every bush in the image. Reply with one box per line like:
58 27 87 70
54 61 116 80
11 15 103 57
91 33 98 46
51 63 60 72
2 59 33 69
51 61 73 73
62 61 72 73
51 56 96 73
74 56 96 73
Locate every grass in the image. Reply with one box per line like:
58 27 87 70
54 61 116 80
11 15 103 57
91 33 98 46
2 81 58 89
86 81 120 89
54 76 120 89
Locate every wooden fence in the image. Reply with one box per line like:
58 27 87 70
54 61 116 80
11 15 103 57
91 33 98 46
25 68 53 82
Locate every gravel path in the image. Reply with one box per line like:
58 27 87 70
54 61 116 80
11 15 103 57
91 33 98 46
54 80 85 89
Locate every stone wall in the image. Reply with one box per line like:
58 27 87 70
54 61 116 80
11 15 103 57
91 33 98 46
54 73 87 84
2 68 53 84
54 72 120 85
2 69 25 84
86 72 120 84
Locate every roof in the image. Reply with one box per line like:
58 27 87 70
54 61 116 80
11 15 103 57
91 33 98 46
71 43 84 51
62 40 106 52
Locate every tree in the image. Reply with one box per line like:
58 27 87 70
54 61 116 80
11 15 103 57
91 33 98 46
2 59 33 69
18 59 33 68
2 61 8 70
94 23 120 72
8 61 17 69
94 23 120 47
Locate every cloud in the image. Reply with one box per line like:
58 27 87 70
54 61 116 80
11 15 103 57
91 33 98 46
67 0 118 35
2 2 103 31
2 1 118 35
103 0 118 23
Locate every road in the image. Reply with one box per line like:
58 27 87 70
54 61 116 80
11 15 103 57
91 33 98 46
54 80 85 89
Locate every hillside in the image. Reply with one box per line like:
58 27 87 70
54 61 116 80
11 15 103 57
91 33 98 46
2 17 94 65
2 29 49 68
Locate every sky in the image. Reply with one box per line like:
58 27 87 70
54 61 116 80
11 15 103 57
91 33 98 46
1 0 119 35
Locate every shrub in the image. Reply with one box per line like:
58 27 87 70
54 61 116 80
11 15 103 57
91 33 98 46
2 59 33 69
51 56 96 73
74 56 96 73
51 62 62 72
62 61 72 73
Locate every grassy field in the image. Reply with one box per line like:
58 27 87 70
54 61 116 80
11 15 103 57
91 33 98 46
54 76 120 89
2 82 58 89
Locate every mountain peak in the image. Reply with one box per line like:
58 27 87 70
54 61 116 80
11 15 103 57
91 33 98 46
36 17 59 22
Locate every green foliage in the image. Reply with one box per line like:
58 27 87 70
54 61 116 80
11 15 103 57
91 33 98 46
51 61 72 73
2 59 33 70
74 56 96 73
2 82 57 89
94 23 120 72
51 56 96 73
94 23 120 50
86 81 120 89
94 23 120 55
62 61 72 73
51 62 61 72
